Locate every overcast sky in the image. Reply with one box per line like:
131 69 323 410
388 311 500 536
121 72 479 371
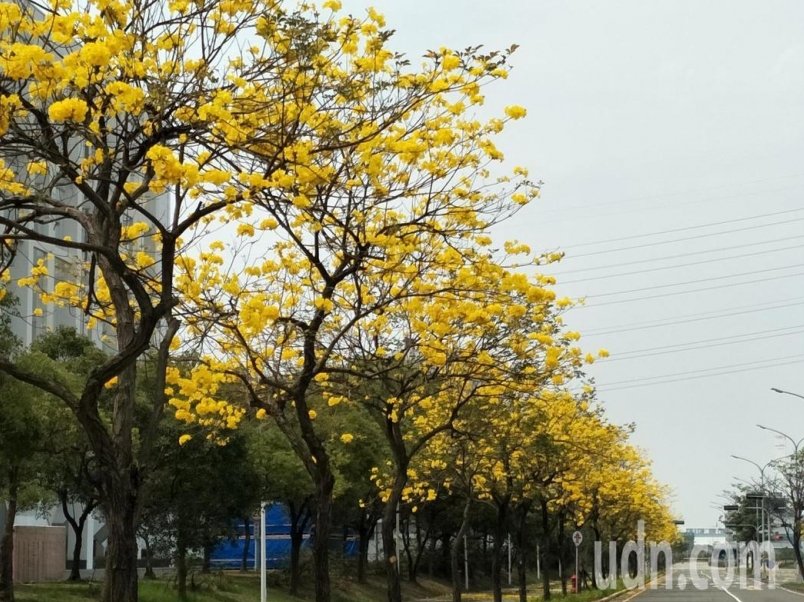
339 0 804 528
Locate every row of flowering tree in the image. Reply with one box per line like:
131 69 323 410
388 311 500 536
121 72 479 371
0 1 675 602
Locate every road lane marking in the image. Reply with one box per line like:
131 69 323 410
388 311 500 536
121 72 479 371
719 586 744 602
781 586 804 597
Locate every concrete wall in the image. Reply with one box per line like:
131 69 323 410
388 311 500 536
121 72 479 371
13 526 67 583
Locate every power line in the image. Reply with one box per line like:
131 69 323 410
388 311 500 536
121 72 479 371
581 271 804 308
564 207 804 248
583 298 804 336
597 359 804 392
537 172 804 215
611 324 804 356
550 235 804 275
559 243 804 284
584 263 804 298
541 186 804 225
565 217 804 259
606 326 804 361
598 353 804 389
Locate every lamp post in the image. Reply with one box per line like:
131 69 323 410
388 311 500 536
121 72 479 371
756 425 804 457
755 426 804 551
731 455 775 544
771 388 804 401
757 424 804 458
725 523 759 539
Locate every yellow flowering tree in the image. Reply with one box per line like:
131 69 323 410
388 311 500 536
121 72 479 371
0 1 484 600
336 259 594 602
166 8 541 601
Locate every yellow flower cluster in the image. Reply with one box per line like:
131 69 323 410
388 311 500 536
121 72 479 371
48 98 89 122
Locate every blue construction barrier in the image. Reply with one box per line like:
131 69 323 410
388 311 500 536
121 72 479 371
210 504 312 569
209 504 360 569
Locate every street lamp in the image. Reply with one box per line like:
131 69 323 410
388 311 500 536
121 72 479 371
731 455 776 544
725 523 759 538
756 425 804 455
771 388 804 401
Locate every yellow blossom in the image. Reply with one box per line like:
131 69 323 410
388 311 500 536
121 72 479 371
504 105 527 119
48 98 89 122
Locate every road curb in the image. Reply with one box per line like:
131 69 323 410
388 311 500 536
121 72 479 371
595 589 630 602
617 571 666 602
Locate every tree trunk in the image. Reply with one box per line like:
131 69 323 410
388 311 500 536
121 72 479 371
441 532 451 576
290 527 304 595
410 514 430 585
176 532 188 601
516 502 532 602
402 516 417 583
357 522 371 584
382 475 406 602
312 471 335 602
61 495 97 582
539 501 550 602
491 500 509 602
202 538 212 574
69 522 85 581
451 496 472 602
96 360 141 602
0 468 19 602
241 516 251 572
59 491 95 581
406 548 417 583
557 518 567 596
289 499 312 596
591 524 601 589
793 522 804 580
143 532 156 580
101 486 139 602
518 550 528 602
482 529 487 566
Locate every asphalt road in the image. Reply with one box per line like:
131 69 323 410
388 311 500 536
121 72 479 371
625 563 804 602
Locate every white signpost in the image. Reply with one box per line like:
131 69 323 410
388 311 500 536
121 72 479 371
260 502 267 602
572 531 583 593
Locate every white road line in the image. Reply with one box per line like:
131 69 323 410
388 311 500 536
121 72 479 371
719 585 744 602
781 586 804 597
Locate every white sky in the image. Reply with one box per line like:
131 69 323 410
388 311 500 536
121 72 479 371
339 0 804 527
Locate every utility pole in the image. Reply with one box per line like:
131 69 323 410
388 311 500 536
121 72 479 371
375 519 380 561
464 534 469 591
537 543 541 579
508 533 512 586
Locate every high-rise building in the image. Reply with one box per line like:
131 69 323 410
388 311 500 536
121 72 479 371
1 1 170 350
0 1 170 573
5 189 169 351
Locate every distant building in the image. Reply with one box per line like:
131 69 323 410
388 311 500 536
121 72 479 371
686 527 730 549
